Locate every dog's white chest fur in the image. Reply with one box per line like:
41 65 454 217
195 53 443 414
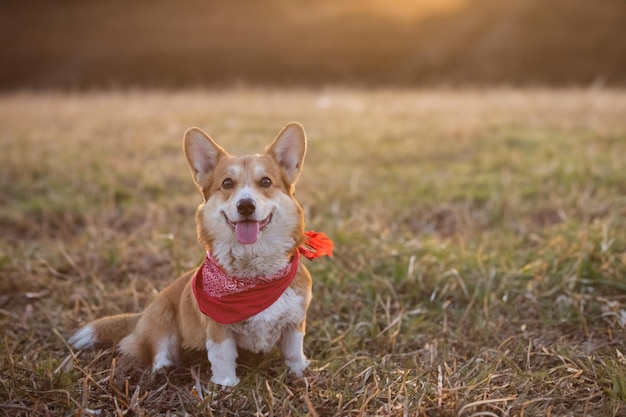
228 287 306 353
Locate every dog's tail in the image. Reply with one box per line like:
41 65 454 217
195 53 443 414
68 313 141 351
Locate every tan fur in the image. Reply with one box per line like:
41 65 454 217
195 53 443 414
69 122 314 385
88 313 141 345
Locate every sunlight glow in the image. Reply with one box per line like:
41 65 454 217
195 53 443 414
360 0 467 21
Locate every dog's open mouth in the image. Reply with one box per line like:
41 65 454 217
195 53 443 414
224 213 272 245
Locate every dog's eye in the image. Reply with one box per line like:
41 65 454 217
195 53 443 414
260 177 272 188
222 178 234 190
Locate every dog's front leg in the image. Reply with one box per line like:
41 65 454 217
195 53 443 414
279 325 309 378
206 336 240 386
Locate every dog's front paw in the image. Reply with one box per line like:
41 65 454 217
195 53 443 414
286 358 310 378
210 374 240 387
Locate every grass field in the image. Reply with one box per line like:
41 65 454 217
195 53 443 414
1 88 626 416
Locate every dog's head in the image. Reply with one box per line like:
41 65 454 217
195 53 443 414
184 123 307 275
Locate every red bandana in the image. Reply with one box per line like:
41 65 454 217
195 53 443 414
192 231 333 324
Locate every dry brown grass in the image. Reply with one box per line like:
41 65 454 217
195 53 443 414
1 88 626 416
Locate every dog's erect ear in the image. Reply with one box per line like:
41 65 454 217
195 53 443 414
266 122 307 185
184 127 229 196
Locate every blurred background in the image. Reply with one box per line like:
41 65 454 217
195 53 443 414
1 0 625 90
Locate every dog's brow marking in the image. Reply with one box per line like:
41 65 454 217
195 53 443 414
227 165 242 178
253 162 268 179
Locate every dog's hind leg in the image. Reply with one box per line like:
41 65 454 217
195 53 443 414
117 300 180 370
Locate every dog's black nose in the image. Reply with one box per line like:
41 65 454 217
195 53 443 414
237 198 256 216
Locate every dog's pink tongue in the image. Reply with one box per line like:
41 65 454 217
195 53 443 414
235 221 260 244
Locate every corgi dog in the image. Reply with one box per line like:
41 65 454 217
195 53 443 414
69 122 332 386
